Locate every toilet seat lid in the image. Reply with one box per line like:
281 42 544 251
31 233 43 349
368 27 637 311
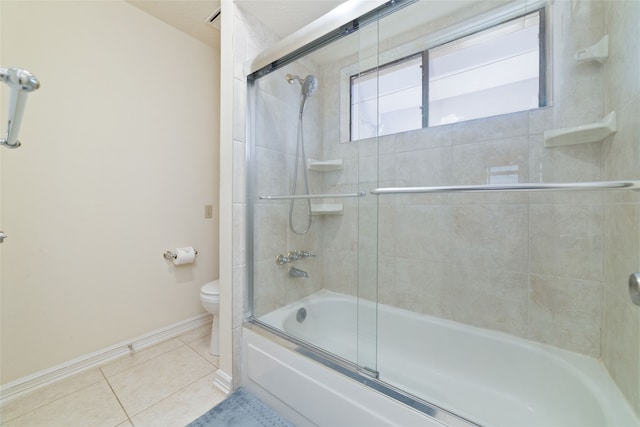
201 280 220 296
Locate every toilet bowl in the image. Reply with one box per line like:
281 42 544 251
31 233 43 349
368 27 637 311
200 280 220 356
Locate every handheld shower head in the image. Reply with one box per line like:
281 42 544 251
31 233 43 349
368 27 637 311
287 74 318 116
301 75 318 99
287 74 318 98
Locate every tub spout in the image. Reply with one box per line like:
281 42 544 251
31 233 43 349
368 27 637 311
288 267 309 278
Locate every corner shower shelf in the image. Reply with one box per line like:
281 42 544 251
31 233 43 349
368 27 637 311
543 111 617 147
574 34 609 64
308 158 344 172
311 204 343 215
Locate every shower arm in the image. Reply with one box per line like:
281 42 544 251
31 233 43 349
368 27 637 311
1 67 40 149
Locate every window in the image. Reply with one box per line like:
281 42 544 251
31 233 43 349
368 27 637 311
350 54 424 140
350 9 545 140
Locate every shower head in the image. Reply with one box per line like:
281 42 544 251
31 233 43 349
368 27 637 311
286 74 318 98
287 74 318 116
301 75 318 99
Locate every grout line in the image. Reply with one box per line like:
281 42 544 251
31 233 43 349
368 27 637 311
101 341 217 422
100 368 133 426
0 372 106 425
105 356 219 424
181 339 220 370
135 369 221 416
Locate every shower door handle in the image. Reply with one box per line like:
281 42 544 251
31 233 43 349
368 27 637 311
0 231 6 243
630 273 640 306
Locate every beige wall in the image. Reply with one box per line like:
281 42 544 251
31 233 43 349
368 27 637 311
0 1 220 384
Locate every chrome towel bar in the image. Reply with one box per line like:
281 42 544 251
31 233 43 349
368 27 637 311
259 192 366 201
370 180 640 195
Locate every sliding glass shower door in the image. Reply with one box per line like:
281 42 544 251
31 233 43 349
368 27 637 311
247 0 640 424
247 16 381 375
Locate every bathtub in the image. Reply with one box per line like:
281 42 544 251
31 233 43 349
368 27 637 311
257 290 638 427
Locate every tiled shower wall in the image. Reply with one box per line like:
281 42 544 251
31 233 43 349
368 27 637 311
251 63 325 317
602 0 640 415
234 0 639 415
323 108 609 355
317 0 639 413
321 0 608 354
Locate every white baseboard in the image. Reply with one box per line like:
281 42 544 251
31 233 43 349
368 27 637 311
0 313 212 406
213 369 232 395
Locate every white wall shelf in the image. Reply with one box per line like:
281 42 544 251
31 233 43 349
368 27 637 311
574 35 609 64
308 158 344 172
311 204 343 215
544 111 617 147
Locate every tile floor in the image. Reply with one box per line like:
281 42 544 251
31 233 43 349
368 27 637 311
0 320 227 427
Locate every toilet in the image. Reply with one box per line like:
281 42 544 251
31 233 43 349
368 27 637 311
199 280 220 356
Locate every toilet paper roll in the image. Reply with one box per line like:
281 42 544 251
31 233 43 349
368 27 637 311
173 247 196 265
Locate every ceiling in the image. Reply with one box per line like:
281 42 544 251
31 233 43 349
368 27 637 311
126 1 221 48
235 0 346 39
126 0 347 49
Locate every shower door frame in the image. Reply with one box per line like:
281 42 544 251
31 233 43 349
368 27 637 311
243 1 478 426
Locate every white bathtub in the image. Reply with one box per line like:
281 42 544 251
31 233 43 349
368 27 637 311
259 290 638 427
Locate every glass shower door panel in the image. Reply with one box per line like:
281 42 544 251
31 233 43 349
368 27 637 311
249 36 368 366
355 18 379 377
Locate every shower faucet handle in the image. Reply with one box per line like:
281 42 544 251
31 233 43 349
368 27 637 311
287 250 316 261
275 254 290 265
277 251 316 265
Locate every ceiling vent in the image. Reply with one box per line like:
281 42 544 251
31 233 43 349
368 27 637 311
205 7 221 30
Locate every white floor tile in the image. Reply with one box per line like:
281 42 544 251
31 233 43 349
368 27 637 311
0 369 104 423
2 381 127 427
186 336 219 368
1 327 224 427
106 345 216 416
130 373 225 427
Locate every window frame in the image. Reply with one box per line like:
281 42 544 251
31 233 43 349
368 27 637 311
349 8 547 141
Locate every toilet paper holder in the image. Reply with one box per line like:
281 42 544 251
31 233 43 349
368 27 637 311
163 249 198 260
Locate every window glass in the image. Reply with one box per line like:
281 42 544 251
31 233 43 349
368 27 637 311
349 10 544 140
428 12 540 126
351 55 422 139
